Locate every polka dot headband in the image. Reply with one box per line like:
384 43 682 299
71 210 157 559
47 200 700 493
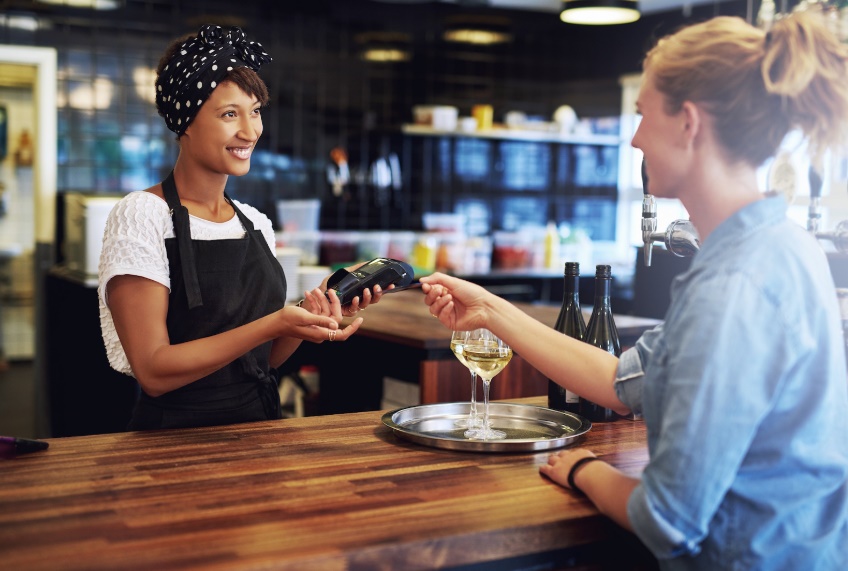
155 25 272 136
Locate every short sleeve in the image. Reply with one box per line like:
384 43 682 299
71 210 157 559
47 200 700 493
614 323 664 416
98 191 173 305
98 191 173 376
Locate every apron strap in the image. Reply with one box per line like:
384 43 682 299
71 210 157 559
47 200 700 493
229 196 281 268
162 171 203 310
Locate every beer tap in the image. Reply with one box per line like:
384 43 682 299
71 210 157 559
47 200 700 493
640 158 701 266
817 221 848 253
810 165 848 253
806 169 848 362
641 159 657 266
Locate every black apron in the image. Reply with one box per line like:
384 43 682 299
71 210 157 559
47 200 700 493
128 172 286 430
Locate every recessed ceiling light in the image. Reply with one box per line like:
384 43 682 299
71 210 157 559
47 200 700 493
362 48 411 62
443 14 512 45
355 31 412 63
36 0 121 10
443 29 512 45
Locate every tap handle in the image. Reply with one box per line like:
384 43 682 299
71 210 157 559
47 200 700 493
808 166 823 199
806 166 824 232
640 157 656 221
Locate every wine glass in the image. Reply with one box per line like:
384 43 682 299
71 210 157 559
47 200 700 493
462 329 512 440
450 330 482 429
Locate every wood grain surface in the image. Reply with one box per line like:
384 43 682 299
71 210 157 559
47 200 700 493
0 398 654 571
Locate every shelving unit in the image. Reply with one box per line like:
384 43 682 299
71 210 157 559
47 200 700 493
400 124 622 146
399 123 621 241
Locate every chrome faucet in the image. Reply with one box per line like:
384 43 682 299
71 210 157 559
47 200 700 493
640 158 657 266
816 221 848 253
640 158 701 266
809 166 848 254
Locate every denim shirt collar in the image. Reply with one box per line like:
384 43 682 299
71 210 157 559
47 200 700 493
692 194 787 269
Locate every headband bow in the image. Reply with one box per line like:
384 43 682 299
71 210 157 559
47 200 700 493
155 24 272 136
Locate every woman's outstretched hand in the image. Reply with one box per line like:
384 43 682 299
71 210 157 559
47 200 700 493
302 286 345 323
276 294 363 344
419 272 493 331
540 449 598 490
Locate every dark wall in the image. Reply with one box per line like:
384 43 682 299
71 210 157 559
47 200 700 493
1 0 750 230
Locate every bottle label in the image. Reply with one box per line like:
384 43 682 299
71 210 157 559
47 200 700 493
565 389 578 404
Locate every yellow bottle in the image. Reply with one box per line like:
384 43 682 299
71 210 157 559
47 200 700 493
543 222 560 269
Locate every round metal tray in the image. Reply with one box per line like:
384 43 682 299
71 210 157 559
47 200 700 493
381 402 591 453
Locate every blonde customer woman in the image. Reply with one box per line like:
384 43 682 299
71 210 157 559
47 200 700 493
421 12 848 570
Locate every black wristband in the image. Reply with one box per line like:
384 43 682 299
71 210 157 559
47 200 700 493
567 456 603 494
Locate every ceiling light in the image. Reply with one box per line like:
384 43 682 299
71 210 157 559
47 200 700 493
361 49 411 62
355 31 412 63
443 14 512 45
443 29 511 45
560 0 640 25
35 0 120 9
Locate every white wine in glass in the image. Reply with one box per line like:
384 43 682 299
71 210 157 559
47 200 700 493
462 329 512 440
450 331 484 428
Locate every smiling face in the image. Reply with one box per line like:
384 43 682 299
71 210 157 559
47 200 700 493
631 70 690 200
179 80 263 177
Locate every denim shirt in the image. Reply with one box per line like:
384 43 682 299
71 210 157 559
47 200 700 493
615 196 848 570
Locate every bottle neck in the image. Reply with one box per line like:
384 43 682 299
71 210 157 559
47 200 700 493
563 274 580 297
594 277 611 305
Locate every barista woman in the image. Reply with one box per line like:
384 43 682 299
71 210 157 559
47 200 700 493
422 12 848 570
98 25 382 430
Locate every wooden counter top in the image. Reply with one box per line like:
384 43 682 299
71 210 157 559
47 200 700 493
0 398 654 570
353 290 660 350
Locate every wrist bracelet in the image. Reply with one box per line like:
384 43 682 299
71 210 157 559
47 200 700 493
567 456 603 494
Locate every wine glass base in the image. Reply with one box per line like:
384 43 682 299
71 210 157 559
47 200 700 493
463 427 507 440
453 415 491 429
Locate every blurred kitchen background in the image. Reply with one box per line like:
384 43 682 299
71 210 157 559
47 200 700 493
2 0 847 438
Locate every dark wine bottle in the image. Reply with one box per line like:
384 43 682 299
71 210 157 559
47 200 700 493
547 262 586 413
580 264 621 422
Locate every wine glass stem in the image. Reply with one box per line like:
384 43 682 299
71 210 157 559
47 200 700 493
482 379 491 435
469 371 477 418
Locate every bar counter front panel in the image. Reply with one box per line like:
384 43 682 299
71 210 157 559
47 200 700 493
0 397 656 570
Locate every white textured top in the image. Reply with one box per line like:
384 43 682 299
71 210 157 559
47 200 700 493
98 191 275 377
